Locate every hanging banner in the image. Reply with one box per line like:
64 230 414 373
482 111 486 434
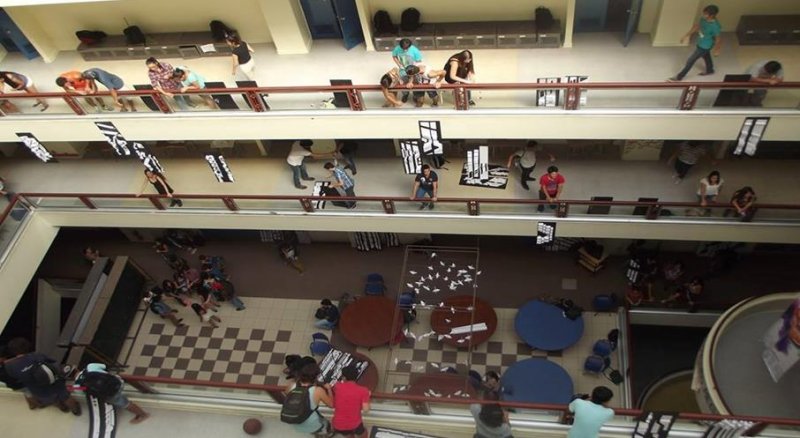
400 140 423 174
734 117 769 157
536 221 556 245
16 132 55 163
418 120 443 155
465 146 488 179
204 154 234 183
565 75 589 106
762 297 800 382
94 121 164 173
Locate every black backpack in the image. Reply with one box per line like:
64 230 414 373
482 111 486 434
27 360 63 386
400 8 421 32
81 372 122 400
373 10 396 34
280 385 315 424
535 7 555 32
123 25 146 45
209 20 234 42
75 30 107 46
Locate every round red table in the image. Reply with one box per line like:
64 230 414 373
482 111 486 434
351 351 379 392
340 296 403 348
430 295 498 348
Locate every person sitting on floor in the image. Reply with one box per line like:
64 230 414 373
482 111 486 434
314 299 340 330
279 242 305 274
144 290 185 327
662 276 704 312
191 303 221 328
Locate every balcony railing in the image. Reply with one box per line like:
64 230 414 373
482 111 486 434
0 80 798 116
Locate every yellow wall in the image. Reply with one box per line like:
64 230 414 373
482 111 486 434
10 0 272 52
651 0 700 47
260 0 311 54
696 0 800 30
366 0 567 26
638 0 662 34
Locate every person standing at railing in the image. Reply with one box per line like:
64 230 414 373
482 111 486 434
506 141 556 191
444 50 476 106
227 35 256 80
325 162 357 209
668 5 721 82
696 170 724 215
724 186 757 222
747 60 784 106
331 365 371 438
145 57 192 110
0 71 49 111
568 386 614 438
138 169 183 207
172 67 217 109
410 164 438 210
537 165 565 213
470 403 513 438
82 68 136 112
391 38 423 104
56 71 113 113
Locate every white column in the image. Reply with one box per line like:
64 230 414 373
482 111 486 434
258 0 313 55
651 0 702 47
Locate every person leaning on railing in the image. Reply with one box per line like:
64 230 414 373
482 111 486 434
568 386 614 438
746 60 784 106
444 50 476 106
0 70 48 111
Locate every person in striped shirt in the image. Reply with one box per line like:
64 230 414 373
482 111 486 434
324 162 356 209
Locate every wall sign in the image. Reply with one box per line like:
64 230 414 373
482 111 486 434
418 120 443 155
734 117 769 156
16 132 55 162
400 140 422 174
204 154 234 183
94 121 164 173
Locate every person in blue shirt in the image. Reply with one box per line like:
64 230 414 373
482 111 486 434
669 5 721 81
324 162 356 209
173 67 216 109
568 386 615 438
391 38 423 103
83 68 135 112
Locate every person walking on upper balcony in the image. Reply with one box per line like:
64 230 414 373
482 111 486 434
668 5 721 82
56 71 113 113
747 60 784 106
537 165 565 213
444 50 476 106
506 141 556 191
227 35 256 80
0 71 48 111
146 57 192 110
82 68 136 112
392 38 422 103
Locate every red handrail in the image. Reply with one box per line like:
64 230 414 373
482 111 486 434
119 373 800 427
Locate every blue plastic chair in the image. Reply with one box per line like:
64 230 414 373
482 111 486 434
365 273 386 296
309 332 332 356
592 294 618 313
592 339 614 357
583 355 607 374
398 291 416 309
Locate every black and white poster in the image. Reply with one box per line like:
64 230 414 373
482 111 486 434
86 394 117 438
311 181 331 209
317 349 368 387
734 117 769 156
418 120 443 155
95 121 164 173
632 411 677 438
400 140 423 174
204 154 234 183
370 426 444 438
459 164 508 189
536 221 556 245
701 420 755 438
466 146 489 179
537 77 561 107
565 75 589 106
16 132 55 163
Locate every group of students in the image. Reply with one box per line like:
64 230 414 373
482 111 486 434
0 34 255 114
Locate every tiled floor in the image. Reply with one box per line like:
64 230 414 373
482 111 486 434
124 295 625 408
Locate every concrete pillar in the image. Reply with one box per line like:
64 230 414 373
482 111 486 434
5 7 59 63
355 0 375 51
651 0 701 47
563 0 576 48
259 0 313 55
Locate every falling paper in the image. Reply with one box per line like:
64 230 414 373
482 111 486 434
423 285 430 291
415 282 423 286
431 252 437 258
428 274 434 280
446 269 451 273
406 283 414 288
445 318 451 323
419 276 425 282
457 339 466 344
431 362 439 368
419 300 426 306
477 271 482 275
437 335 444 341
439 302 445 307
409 270 417 275
433 288 440 293
439 261 445 266
444 276 449 281
435 272 440 278
428 266 434 271
468 265 475 270
450 263 456 268
464 279 473 283
414 288 420 294
450 306 456 314
457 270 467 275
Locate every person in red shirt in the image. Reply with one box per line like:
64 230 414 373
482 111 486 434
537 165 565 212
332 365 371 438
56 71 112 113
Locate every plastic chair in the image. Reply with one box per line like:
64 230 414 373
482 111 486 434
309 332 331 356
398 291 416 309
583 355 607 374
592 294 618 313
364 273 386 296
592 339 614 357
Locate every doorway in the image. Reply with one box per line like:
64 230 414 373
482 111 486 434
299 0 365 49
0 8 39 60
573 0 642 46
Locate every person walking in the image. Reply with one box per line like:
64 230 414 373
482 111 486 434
145 57 192 110
444 50 476 105
324 162 356 209
56 71 113 112
0 71 48 111
77 363 149 424
568 386 614 438
138 169 182 207
332 365 371 438
288 140 328 190
410 164 438 210
336 140 359 175
537 165 565 213
227 35 256 80
391 38 423 103
669 141 708 184
668 5 721 82
82 68 136 112
506 141 555 190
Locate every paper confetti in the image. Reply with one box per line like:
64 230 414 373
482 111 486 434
437 335 444 341
414 288 420 294
428 266 434 271
435 272 440 279
457 339 466 344
446 269 451 273
439 302 445 307
468 265 475 270
450 263 456 268
431 362 439 368
409 270 417 275
439 261 445 266
450 306 456 314
464 278 473 283
444 276 449 281
477 271 482 275
423 285 430 291
431 252 437 258
433 288 440 293
428 274 433 280
445 318 451 323
419 300 426 306
406 283 414 288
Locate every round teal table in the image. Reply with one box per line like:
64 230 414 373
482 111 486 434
514 300 584 351
500 358 574 404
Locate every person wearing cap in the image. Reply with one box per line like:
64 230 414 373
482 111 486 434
79 363 149 424
82 68 135 112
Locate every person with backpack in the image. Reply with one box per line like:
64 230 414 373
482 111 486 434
282 363 334 438
331 365 371 438
77 363 149 424
2 338 82 416
391 38 423 103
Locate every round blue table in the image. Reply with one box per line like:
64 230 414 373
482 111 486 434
514 300 584 351
500 358 574 404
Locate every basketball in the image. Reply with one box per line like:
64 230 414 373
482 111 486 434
243 418 262 435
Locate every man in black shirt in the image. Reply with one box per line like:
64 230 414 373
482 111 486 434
411 164 438 210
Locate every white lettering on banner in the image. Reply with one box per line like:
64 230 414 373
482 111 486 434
94 121 164 173
204 155 235 183
16 133 54 163
418 121 443 155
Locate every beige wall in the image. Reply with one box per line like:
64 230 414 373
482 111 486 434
651 0 700 47
260 0 311 54
366 0 567 26
4 7 59 62
637 0 662 34
696 0 800 30
9 0 272 53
